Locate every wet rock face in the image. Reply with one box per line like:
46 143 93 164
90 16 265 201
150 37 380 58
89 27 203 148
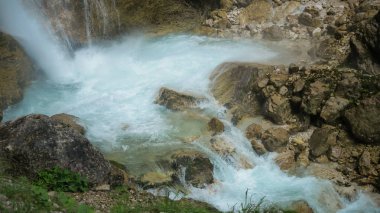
0 32 34 119
0 114 112 186
208 118 224 135
170 151 214 188
344 94 380 144
155 87 204 111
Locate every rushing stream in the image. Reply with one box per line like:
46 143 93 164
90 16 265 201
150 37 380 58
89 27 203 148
0 1 378 212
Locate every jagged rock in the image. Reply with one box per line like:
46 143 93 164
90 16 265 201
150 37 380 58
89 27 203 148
309 125 338 157
320 96 350 123
51 113 86 135
264 93 292 125
344 94 380 144
263 25 284 41
0 114 112 186
245 123 263 139
210 63 275 121
155 87 204 111
250 139 267 155
262 128 289 152
170 151 213 188
275 150 296 171
301 80 331 115
208 118 224 135
0 32 34 115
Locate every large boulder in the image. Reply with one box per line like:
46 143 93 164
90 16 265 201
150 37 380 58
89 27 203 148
155 87 205 111
0 114 112 186
344 94 380 144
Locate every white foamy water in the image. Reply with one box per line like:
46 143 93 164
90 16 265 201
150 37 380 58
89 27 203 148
1 1 379 212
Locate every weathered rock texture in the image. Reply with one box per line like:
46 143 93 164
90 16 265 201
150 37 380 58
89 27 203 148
155 87 205 111
0 114 112 186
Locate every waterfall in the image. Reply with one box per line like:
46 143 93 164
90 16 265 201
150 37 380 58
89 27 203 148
0 1 378 212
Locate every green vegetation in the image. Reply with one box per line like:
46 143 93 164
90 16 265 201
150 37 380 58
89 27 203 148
35 167 89 192
0 176 93 213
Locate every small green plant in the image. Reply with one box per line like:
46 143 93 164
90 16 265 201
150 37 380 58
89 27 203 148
56 192 94 213
35 167 89 192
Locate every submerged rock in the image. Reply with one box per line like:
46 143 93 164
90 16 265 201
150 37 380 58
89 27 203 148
0 114 112 186
155 87 205 111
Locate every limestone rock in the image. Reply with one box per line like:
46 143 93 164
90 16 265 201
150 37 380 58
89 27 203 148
51 113 86 135
0 114 112 186
264 94 292 125
155 87 204 111
344 94 380 144
262 128 289 152
210 138 235 156
320 97 350 123
301 80 331 115
309 125 338 157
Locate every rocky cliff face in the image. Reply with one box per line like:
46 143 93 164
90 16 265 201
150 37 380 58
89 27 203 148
0 32 34 122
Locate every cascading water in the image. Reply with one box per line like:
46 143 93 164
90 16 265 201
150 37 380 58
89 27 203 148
0 1 378 212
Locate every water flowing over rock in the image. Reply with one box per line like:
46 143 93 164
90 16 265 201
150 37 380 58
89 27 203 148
155 87 205 111
0 114 112 186
51 113 86 135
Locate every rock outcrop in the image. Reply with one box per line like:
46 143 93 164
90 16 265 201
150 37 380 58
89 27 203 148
0 32 34 121
0 114 112 186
